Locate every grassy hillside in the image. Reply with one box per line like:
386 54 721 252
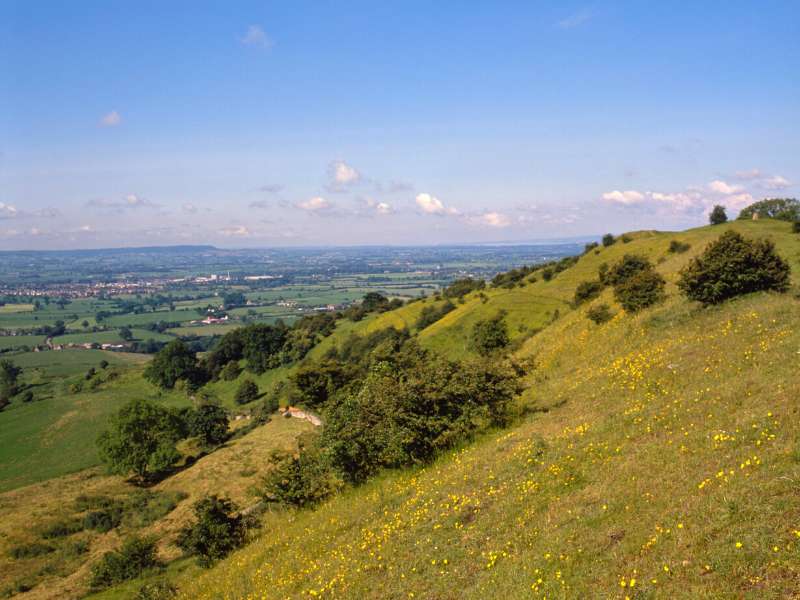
174 219 800 599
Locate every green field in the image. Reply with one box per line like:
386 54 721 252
52 328 175 345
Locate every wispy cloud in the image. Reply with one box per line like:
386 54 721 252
219 225 251 237
87 194 160 210
326 160 362 192
415 193 459 216
558 9 592 29
257 183 283 194
100 110 121 127
469 211 511 228
240 25 273 49
0 202 61 220
295 196 332 212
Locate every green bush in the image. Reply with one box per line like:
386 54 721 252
219 361 241 381
84 505 124 532
602 233 615 247
471 313 510 356
176 496 247 567
188 404 229 446
793 221 800 233
260 445 341 508
677 231 790 305
90 536 160 590
607 254 653 286
9 542 55 559
573 280 603 305
415 301 455 329
614 270 666 313
541 268 554 281
443 278 485 299
668 240 691 253
40 519 83 539
586 304 613 325
135 580 177 600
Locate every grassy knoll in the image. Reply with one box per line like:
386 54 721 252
174 220 800 599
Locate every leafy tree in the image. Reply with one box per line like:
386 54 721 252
260 444 341 508
119 326 134 342
793 221 800 234
709 205 728 225
606 254 652 286
219 360 241 381
97 398 185 482
0 358 22 401
90 536 160 590
176 496 247 567
443 278 485 299
471 313 509 356
240 324 287 374
188 404 229 446
737 197 800 222
82 320 90 328
415 300 455 330
234 379 259 405
144 340 201 389
613 269 666 312
360 292 389 312
291 360 352 408
677 231 790 305
602 233 615 247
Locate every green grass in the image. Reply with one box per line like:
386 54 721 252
0 303 34 313
174 219 800 599
53 328 175 345
0 334 45 350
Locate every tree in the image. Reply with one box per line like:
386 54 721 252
613 269 666 312
677 231 790 305
0 359 22 401
144 339 201 389
119 326 134 342
219 360 242 381
222 291 246 309
605 254 652 286
90 536 160 590
234 379 259 405
573 280 603 305
96 398 185 482
602 233 615 247
176 496 247 567
188 404 229 446
82 320 90 329
360 292 389 312
471 313 509 356
737 198 800 222
709 205 728 225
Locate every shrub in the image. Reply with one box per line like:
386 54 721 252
471 313 510 356
541 268 553 281
40 519 83 539
614 270 666 312
586 304 613 325
573 280 603 305
176 496 247 567
583 241 599 254
219 361 241 381
260 445 341 508
188 403 229 446
607 254 652 286
135 581 177 600
84 505 124 532
9 542 55 559
677 231 790 305
602 233 615 247
415 300 455 329
21 390 34 403
709 205 728 225
443 278 485 299
668 240 691 253
90 536 160 590
234 379 259 405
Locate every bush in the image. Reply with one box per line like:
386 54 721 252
709 205 728 225
793 221 800 233
541 268 553 281
602 233 615 247
84 505 124 532
586 304 613 325
573 280 603 305
9 542 55 559
443 278 485 299
21 390 34 403
607 254 653 286
188 404 229 446
668 240 691 253
90 536 160 590
471 313 509 356
234 379 259 405
219 361 241 381
415 300 455 329
260 445 341 508
176 495 247 567
40 518 83 539
583 242 599 254
677 230 790 305
614 270 666 312
135 581 177 600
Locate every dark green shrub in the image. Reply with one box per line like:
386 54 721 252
260 445 341 508
135 580 177 600
793 221 800 233
602 233 615 247
9 542 55 559
668 240 691 253
188 404 229 446
176 496 247 567
607 254 653 286
123 490 186 528
677 231 790 305
586 304 613 325
573 280 603 305
443 278 485 299
234 379 259 405
21 390 34 403
541 268 554 281
583 242 599 254
90 536 160 590
709 205 728 225
219 361 241 381
614 270 666 312
84 505 124 532
40 519 83 539
471 313 509 356
598 262 610 285
415 301 455 329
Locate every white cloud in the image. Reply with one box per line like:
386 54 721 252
332 161 360 185
472 211 511 228
734 168 762 180
601 190 646 205
762 175 791 190
415 193 459 216
558 9 592 29
0 203 19 219
240 25 272 49
100 111 121 127
219 225 251 237
375 202 392 215
296 196 331 212
708 180 743 195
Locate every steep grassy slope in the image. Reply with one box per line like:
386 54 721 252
176 220 800 599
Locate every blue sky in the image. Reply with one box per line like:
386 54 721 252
1 1 798 249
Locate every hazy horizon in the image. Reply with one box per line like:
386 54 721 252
2 2 798 250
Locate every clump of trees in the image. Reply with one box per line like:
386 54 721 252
444 278 485 299
144 339 204 390
471 313 510 355
90 536 160 590
234 379 259 405
415 300 455 329
677 231 790 305
177 495 247 567
709 205 728 225
0 359 22 409
737 198 799 222
605 255 666 313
